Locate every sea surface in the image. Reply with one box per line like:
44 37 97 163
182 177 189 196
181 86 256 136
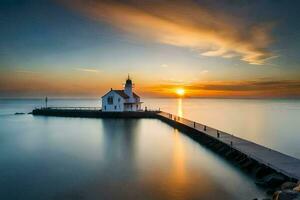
0 98 299 200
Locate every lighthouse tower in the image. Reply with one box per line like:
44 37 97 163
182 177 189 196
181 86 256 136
101 75 142 112
124 75 134 101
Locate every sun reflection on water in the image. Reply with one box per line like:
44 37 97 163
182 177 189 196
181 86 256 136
171 129 187 185
177 98 183 117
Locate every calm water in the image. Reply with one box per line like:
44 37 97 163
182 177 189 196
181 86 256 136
145 98 300 159
0 98 299 200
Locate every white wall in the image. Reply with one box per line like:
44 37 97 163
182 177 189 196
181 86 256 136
102 91 125 112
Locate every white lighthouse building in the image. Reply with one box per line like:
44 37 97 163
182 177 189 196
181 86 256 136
101 76 142 112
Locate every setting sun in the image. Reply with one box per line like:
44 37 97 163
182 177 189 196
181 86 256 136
176 88 185 96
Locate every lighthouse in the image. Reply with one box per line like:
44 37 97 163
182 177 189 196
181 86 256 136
124 75 132 96
124 75 134 102
101 76 142 112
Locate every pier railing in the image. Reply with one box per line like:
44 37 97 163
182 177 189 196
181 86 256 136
38 107 101 110
159 111 219 134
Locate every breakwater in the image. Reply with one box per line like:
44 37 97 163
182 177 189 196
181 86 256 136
32 107 300 192
32 107 158 118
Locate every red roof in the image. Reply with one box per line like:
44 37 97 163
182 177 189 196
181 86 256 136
114 90 129 99
102 90 140 99
133 92 140 98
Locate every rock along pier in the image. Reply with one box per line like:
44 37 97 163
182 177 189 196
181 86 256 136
32 107 300 190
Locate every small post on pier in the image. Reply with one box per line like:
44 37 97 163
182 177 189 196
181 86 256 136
194 122 196 128
204 125 207 131
217 130 220 138
45 96 48 108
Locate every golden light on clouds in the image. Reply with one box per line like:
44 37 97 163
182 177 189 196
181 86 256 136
0 70 116 97
1 69 300 98
147 79 300 98
67 0 275 65
75 68 101 73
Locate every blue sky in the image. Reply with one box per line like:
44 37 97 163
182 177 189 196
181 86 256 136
0 0 300 98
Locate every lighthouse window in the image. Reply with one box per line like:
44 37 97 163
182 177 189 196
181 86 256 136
114 106 117 110
107 96 113 105
118 98 120 102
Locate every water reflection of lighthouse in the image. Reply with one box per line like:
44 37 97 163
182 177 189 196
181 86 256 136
101 119 140 172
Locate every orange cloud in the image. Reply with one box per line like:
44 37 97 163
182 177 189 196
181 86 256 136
146 80 300 98
75 68 101 73
1 69 299 98
66 0 275 65
0 70 115 97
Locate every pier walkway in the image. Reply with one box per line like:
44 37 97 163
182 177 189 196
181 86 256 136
158 111 300 181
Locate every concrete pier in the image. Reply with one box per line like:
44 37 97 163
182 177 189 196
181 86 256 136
157 111 300 182
32 107 300 184
32 107 158 118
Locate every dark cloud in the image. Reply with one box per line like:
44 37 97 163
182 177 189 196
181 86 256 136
188 80 300 91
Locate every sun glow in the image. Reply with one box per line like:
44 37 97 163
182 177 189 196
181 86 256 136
176 88 185 96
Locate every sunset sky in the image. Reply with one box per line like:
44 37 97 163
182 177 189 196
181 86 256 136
1 0 300 98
